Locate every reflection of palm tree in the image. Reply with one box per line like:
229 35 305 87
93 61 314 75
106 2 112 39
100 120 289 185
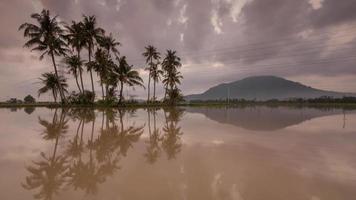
38 110 68 141
144 108 162 164
116 110 144 156
162 108 184 160
23 109 69 200
22 152 68 200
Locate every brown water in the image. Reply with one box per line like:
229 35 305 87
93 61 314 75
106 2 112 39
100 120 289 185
1 106 356 200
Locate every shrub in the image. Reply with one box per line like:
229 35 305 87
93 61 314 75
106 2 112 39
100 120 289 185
24 95 36 103
67 91 95 105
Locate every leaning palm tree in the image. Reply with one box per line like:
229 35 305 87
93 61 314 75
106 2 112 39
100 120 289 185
38 73 68 103
113 56 144 104
65 21 86 92
98 32 120 57
64 55 83 93
82 15 105 100
19 9 68 102
142 45 160 103
162 50 182 99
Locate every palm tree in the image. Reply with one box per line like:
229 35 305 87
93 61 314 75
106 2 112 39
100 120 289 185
82 15 105 100
143 45 160 103
38 73 68 103
151 62 163 102
65 21 86 92
98 33 120 57
113 56 144 104
162 50 183 102
19 9 68 102
64 55 83 93
91 48 114 99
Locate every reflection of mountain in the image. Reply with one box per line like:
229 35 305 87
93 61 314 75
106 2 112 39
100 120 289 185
186 106 350 131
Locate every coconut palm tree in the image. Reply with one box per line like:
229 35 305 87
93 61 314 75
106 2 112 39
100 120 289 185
64 55 83 93
91 48 114 99
82 15 105 100
113 56 144 104
19 9 68 102
143 45 160 103
38 72 68 103
151 62 163 102
65 21 86 92
98 33 120 57
162 50 183 102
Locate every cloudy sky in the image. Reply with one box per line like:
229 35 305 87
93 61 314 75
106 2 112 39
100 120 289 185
1 0 356 101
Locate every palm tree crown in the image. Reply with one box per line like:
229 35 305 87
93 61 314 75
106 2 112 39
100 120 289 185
64 55 84 93
98 33 120 56
114 56 144 103
38 72 68 102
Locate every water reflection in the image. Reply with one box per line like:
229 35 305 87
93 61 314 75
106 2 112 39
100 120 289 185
22 107 184 199
22 109 69 200
187 106 354 130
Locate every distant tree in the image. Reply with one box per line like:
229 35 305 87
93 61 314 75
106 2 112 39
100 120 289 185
24 95 36 103
19 9 68 102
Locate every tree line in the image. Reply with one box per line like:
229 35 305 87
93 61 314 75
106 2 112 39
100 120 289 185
19 9 183 105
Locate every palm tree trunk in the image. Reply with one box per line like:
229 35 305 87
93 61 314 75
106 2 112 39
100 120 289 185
50 52 65 103
77 50 85 92
75 74 82 93
147 73 151 103
147 58 152 103
105 85 109 100
52 90 57 103
100 76 105 100
153 80 156 102
119 81 124 104
88 47 95 101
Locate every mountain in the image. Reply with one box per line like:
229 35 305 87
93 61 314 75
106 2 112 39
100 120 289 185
185 76 355 101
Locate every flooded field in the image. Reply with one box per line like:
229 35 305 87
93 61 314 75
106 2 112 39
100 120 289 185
0 106 356 200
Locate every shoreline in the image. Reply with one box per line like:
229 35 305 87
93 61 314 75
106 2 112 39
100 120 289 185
1 102 356 109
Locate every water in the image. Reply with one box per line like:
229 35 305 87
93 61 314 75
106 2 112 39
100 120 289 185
0 106 356 200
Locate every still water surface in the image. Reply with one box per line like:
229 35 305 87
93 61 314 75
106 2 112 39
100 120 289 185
0 106 356 200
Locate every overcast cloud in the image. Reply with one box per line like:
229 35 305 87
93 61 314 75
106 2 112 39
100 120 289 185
1 0 356 100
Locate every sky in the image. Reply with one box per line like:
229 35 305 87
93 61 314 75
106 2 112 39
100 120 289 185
1 0 356 101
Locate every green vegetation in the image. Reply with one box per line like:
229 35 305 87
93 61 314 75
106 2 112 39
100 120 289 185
24 95 36 103
18 9 184 107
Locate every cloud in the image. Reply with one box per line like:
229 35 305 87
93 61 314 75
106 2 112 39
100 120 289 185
309 0 324 10
1 0 356 100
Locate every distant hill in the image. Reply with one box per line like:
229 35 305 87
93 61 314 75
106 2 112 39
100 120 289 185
185 76 355 101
